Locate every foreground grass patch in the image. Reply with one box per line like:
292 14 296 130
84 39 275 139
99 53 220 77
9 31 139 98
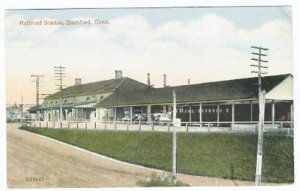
20 126 293 183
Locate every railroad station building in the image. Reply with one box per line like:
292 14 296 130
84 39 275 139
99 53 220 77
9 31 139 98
31 72 293 127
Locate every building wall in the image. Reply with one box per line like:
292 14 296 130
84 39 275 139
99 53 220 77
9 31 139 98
40 92 113 122
43 92 113 108
266 75 293 100
96 108 108 122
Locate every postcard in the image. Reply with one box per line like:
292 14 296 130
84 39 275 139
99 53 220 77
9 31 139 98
4 5 294 189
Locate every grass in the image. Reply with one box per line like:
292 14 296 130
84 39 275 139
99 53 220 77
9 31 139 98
20 126 294 183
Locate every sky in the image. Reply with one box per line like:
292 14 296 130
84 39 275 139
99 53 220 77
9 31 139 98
5 6 293 105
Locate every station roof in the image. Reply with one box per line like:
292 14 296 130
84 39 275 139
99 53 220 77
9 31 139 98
28 77 150 112
97 74 292 107
44 77 149 100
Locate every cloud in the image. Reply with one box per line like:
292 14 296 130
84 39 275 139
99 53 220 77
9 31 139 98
5 13 292 104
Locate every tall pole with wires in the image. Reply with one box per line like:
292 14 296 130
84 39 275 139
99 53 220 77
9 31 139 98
54 66 66 122
31 74 44 106
31 74 44 121
251 46 269 186
21 95 24 126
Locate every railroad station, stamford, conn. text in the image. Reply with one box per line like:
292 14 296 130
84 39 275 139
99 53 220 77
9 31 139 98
19 19 110 26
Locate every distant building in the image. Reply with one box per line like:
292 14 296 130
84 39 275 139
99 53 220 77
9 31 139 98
6 104 30 122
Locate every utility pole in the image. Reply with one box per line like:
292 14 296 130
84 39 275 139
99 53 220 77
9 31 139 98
54 66 66 122
31 74 44 121
250 46 269 186
172 89 177 183
21 95 24 126
31 74 44 106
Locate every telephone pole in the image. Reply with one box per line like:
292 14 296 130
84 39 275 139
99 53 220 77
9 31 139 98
31 74 44 121
172 89 177 183
21 95 24 126
250 46 269 186
31 74 44 106
54 66 66 122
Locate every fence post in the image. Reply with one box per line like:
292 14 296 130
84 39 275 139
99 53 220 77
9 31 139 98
127 122 129 131
115 122 117 130
53 122 55 128
186 123 188 132
139 120 141 131
85 122 87 129
105 121 107 130
208 123 210 132
95 122 96 129
39 122 41 128
46 122 48 128
68 122 70 128
152 122 154 131
77 122 79 129
168 122 170 131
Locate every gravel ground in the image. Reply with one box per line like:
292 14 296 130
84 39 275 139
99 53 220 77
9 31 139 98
7 123 275 188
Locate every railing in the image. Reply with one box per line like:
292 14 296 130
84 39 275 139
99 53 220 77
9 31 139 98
25 120 293 136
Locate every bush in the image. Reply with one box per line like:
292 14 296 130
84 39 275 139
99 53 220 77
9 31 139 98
137 172 189 187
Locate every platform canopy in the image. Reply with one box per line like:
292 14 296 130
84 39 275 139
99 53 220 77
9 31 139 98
97 74 293 108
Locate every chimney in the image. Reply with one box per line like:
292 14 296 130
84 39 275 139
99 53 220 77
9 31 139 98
115 70 123 79
163 74 166 87
147 73 150 86
75 78 81 85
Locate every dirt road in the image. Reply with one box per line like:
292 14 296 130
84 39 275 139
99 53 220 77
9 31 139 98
7 123 266 188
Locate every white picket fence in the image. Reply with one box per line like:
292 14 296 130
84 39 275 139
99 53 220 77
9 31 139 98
26 120 293 136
